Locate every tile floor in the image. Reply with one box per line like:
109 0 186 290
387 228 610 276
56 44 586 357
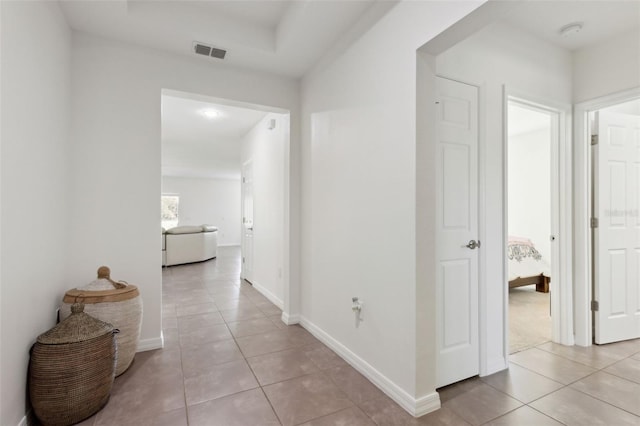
71 247 640 425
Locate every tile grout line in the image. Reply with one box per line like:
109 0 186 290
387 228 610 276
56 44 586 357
207 277 379 424
224 311 285 426
496 342 640 423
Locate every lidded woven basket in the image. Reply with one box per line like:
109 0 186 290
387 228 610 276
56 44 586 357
30 302 117 426
60 266 142 376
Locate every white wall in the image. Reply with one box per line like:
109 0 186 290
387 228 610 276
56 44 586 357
241 113 287 306
0 2 72 425
573 28 640 103
162 176 241 246
508 128 552 261
300 0 485 413
68 32 299 353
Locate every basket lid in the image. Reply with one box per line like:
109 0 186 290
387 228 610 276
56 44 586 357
63 266 139 303
37 302 114 345
81 266 128 291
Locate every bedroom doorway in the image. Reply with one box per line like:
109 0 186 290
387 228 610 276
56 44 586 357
506 98 558 354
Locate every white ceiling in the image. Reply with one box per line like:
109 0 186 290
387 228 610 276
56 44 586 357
161 94 267 180
501 0 640 51
59 0 388 78
61 0 639 179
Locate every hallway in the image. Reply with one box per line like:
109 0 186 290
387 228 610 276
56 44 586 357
75 247 460 425
71 247 640 425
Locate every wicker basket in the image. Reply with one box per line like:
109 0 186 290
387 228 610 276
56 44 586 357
60 266 142 376
30 302 117 426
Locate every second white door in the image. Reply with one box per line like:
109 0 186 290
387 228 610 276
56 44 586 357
594 110 640 344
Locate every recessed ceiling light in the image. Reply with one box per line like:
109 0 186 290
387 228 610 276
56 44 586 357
559 22 583 37
200 109 220 119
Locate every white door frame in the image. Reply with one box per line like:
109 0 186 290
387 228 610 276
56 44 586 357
503 87 574 349
159 89 297 324
573 86 640 346
241 159 253 283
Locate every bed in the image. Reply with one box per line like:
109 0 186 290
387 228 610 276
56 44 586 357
508 236 550 293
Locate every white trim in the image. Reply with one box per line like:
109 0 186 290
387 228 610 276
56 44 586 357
298 316 441 417
240 159 253 283
218 243 241 247
484 356 508 377
136 335 164 352
573 86 640 346
478 81 491 377
280 311 300 325
17 415 27 426
500 85 509 366
503 88 574 348
250 279 284 310
413 393 442 417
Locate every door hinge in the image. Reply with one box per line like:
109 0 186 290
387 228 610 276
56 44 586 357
591 300 599 311
242 257 245 264
591 134 599 145
242 177 246 183
590 217 599 228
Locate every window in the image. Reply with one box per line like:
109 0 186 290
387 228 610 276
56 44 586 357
161 195 179 229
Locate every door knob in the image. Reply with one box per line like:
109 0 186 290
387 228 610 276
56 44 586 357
463 240 480 250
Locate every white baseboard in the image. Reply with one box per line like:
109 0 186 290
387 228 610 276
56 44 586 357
218 243 240 247
298 316 440 417
136 335 164 352
281 311 300 325
414 392 442 417
250 280 284 310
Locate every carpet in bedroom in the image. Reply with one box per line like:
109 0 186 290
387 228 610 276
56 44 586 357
509 285 551 354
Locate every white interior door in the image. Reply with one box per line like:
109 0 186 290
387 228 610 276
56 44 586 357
241 161 254 283
594 110 640 344
436 77 479 387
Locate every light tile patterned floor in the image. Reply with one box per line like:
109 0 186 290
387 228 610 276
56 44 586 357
68 247 640 425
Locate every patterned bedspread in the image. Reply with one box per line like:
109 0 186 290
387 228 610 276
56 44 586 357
508 236 550 280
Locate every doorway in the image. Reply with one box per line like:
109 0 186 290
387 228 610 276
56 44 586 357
160 89 292 313
506 99 556 354
574 90 640 346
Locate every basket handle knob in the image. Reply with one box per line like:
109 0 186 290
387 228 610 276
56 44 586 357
97 266 127 289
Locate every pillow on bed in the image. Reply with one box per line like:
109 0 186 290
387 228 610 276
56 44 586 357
201 224 218 232
508 235 534 247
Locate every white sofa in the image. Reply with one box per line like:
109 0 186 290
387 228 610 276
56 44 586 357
162 225 218 266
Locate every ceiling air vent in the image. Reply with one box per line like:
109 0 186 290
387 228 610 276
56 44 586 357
210 47 226 59
193 42 227 60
